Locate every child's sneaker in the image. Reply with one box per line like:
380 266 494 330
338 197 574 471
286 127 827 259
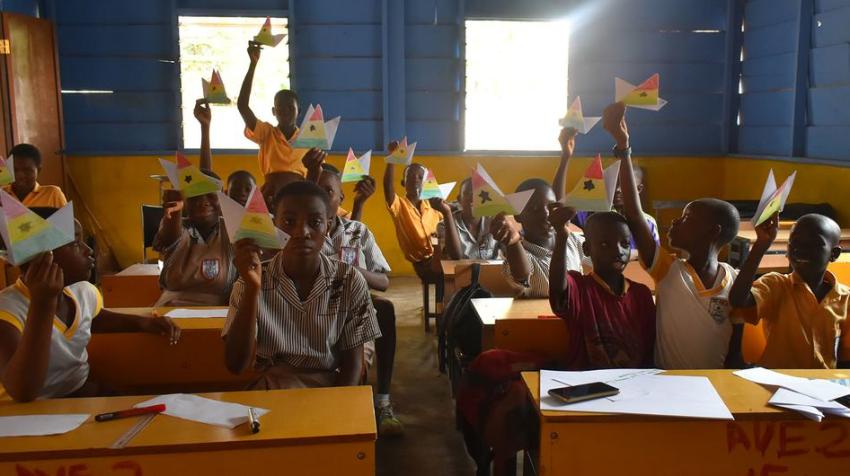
377 403 404 437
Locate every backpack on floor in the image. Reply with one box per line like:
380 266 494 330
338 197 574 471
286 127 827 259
439 263 493 394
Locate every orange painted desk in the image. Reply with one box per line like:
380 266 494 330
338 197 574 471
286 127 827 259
522 369 850 476
88 307 257 394
441 259 512 307
101 264 162 308
738 226 850 247
472 298 552 351
0 386 376 476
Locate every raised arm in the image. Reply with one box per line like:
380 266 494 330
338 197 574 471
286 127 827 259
350 176 376 222
603 102 656 266
383 141 399 205
152 189 185 252
194 99 212 171
491 213 531 283
237 42 261 132
224 239 262 375
430 198 463 260
0 254 62 402
302 148 327 183
548 204 577 313
729 214 779 308
553 128 577 201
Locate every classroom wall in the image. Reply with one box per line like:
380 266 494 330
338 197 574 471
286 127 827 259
67 154 850 275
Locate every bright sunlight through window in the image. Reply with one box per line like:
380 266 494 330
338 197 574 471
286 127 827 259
465 20 569 151
179 16 289 150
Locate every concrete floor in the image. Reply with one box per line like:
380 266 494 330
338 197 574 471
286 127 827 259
372 276 477 476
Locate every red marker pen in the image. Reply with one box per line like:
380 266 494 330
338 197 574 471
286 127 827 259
95 404 166 422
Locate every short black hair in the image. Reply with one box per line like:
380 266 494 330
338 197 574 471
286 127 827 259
10 143 42 168
227 170 256 186
584 211 630 240
695 198 740 245
321 163 341 176
274 89 298 106
272 180 331 213
516 178 551 194
795 213 841 247
403 162 426 176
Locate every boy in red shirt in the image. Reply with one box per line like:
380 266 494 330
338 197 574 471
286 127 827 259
548 206 656 369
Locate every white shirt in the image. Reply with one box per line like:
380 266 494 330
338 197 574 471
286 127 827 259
647 245 742 369
503 234 586 298
0 280 103 399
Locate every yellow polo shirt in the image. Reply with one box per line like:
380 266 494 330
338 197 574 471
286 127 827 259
387 194 442 263
244 120 308 177
3 183 67 208
747 271 850 369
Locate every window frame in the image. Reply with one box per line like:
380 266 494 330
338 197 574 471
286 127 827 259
176 8 292 154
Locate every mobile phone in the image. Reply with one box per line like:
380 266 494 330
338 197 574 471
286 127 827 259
548 382 619 404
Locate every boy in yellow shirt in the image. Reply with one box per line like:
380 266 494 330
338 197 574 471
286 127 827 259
4 144 67 208
382 143 442 279
238 42 324 179
730 213 850 368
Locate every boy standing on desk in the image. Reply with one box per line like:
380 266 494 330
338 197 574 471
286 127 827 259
383 144 443 280
238 41 325 180
223 181 381 389
729 213 850 368
605 102 743 369
318 164 403 436
0 206 179 402
4 144 67 208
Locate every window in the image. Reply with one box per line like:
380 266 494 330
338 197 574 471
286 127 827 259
178 16 289 150
464 20 570 151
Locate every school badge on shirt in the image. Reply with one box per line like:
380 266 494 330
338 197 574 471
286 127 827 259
202 259 221 280
340 246 361 267
708 297 731 323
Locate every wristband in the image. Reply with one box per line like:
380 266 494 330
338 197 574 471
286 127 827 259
612 146 632 159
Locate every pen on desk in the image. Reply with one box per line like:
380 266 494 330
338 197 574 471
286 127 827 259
95 404 166 422
248 407 260 434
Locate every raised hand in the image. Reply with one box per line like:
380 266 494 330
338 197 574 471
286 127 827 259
353 176 376 204
602 102 629 149
428 197 451 216
301 148 327 174
234 238 262 290
755 212 779 248
23 253 64 307
162 189 184 219
558 127 577 157
548 202 577 237
490 212 522 246
247 41 261 64
194 99 211 127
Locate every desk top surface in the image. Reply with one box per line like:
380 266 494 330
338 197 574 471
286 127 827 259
441 259 504 276
114 263 162 277
106 307 228 330
522 369 850 422
472 298 552 326
0 386 376 460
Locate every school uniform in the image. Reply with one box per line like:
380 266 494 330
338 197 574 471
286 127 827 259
3 183 67 208
436 211 499 260
555 271 656 369
503 234 586 299
244 120 308 177
647 246 742 369
386 194 442 272
0 280 102 400
321 215 391 365
746 271 850 369
223 253 381 389
153 219 237 307
337 206 351 220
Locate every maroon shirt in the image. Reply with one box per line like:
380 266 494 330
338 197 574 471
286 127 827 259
555 271 656 370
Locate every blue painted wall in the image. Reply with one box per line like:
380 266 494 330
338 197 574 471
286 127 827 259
10 0 847 160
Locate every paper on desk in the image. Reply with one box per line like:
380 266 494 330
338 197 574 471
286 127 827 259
540 370 734 420
0 414 89 437
164 308 229 319
134 394 269 429
734 367 850 402
768 388 850 422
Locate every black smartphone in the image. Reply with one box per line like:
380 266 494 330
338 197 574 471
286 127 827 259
548 382 620 404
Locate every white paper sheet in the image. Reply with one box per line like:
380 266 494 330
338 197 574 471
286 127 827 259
540 370 733 420
768 388 850 421
0 414 89 437
734 367 850 402
134 394 269 429
164 308 229 319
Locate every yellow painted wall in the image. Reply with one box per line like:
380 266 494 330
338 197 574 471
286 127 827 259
66 153 850 276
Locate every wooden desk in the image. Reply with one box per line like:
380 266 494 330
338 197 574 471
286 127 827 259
101 264 162 308
473 298 552 351
88 307 257 394
757 253 790 274
0 387 376 476
523 369 850 476
737 226 850 246
441 260 514 308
